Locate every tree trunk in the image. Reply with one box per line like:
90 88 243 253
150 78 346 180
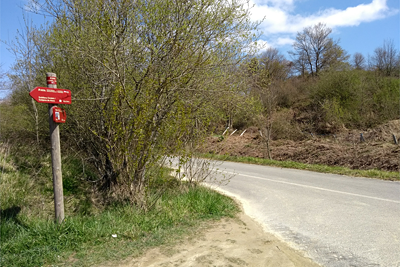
265 126 272 160
100 155 119 191
31 98 40 144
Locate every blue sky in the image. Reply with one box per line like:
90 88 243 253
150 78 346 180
250 0 399 58
0 0 399 98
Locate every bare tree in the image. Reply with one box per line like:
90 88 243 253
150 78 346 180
245 57 276 159
291 51 309 77
245 49 293 158
352 52 366 70
290 22 348 77
371 39 398 76
5 17 43 144
259 48 292 81
0 66 6 92
397 54 400 77
258 48 293 107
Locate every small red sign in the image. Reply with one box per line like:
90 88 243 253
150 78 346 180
52 106 67 123
47 77 57 85
30 87 72 105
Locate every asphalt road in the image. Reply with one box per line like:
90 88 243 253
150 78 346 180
209 161 400 267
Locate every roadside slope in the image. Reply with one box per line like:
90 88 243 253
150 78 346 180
200 120 400 173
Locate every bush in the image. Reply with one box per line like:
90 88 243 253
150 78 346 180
271 109 304 140
309 69 400 132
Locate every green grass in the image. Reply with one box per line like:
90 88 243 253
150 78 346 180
201 153 400 181
0 145 239 267
1 186 238 267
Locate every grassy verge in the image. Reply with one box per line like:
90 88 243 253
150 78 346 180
201 153 399 181
1 186 238 267
0 146 239 267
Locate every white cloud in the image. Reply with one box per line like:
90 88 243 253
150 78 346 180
276 37 295 46
23 0 41 13
251 0 398 47
298 0 392 30
253 0 296 11
251 5 290 33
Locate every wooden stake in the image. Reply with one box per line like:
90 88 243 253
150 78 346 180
393 134 398 145
360 133 365 143
47 72 65 223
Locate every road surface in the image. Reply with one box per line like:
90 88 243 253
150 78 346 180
208 161 400 267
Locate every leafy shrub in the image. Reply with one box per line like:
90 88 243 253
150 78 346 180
309 69 400 132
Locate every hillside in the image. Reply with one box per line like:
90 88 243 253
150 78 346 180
200 120 400 172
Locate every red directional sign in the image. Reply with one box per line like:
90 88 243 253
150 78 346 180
30 87 72 105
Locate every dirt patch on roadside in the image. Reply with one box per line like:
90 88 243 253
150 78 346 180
200 120 400 172
98 212 320 267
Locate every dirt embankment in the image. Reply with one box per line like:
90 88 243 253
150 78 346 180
200 120 400 172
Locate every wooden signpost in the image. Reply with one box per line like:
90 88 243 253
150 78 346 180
30 73 71 223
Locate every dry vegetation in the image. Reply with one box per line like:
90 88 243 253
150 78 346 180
200 119 400 173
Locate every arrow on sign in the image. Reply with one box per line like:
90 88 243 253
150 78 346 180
30 87 72 105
